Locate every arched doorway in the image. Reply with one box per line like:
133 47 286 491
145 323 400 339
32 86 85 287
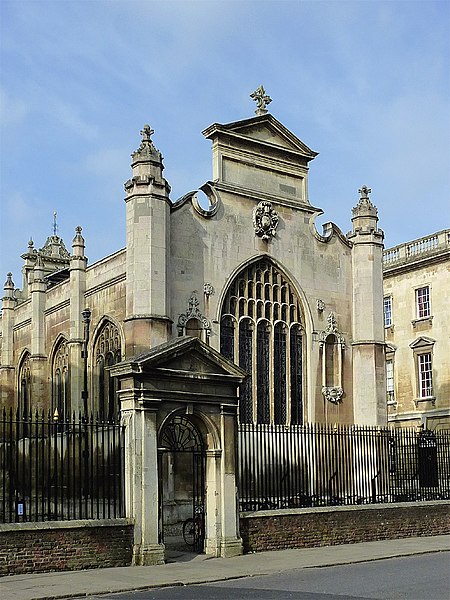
158 414 206 553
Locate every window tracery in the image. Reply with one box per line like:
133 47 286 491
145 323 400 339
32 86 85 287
220 259 304 424
94 321 122 420
52 338 69 417
18 352 31 417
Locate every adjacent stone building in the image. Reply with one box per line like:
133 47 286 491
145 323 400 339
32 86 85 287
383 230 450 430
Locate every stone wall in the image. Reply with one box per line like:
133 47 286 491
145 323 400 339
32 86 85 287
0 519 133 576
239 501 450 553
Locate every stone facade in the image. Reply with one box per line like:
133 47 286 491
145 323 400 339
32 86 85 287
383 230 450 429
0 94 390 564
0 101 387 428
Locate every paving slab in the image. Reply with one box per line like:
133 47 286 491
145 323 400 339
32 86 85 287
2 535 449 600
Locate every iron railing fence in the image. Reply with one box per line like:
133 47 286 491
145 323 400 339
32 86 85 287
0 409 125 523
238 423 450 512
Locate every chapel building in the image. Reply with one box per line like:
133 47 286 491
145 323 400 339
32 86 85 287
0 91 387 428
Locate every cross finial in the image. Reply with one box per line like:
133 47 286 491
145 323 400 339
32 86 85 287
358 185 372 200
53 211 58 236
140 124 154 143
250 85 272 116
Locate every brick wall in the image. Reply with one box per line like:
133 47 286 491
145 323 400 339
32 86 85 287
0 519 133 576
240 501 450 553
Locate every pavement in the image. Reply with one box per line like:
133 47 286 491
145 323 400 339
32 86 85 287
2 535 449 600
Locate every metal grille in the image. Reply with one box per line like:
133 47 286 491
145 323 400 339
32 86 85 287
238 423 450 511
0 409 125 523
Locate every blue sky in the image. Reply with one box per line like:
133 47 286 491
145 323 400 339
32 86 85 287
1 0 449 286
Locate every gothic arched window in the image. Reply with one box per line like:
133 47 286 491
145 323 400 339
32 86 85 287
220 259 304 425
94 321 122 421
18 352 31 436
18 352 31 415
52 338 70 418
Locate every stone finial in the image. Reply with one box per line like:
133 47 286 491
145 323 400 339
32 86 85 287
131 124 161 163
33 254 45 281
250 85 272 116
72 226 86 258
28 238 34 249
352 185 378 219
140 124 154 143
358 185 371 200
4 272 14 290
2 272 15 301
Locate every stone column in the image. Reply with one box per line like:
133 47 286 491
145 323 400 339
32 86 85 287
121 393 164 566
204 448 222 557
0 273 17 408
219 407 243 558
348 186 386 426
30 257 48 410
68 227 88 413
124 125 172 357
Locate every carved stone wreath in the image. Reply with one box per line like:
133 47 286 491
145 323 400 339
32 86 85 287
252 201 278 241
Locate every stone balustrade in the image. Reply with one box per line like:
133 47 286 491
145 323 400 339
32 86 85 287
383 229 449 266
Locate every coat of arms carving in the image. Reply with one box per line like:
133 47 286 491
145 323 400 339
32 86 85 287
252 201 278 241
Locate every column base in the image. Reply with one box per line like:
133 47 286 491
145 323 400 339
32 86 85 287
220 537 243 558
133 543 166 566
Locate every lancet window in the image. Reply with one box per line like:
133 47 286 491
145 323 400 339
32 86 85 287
18 352 31 436
220 259 304 424
52 338 70 418
18 352 31 417
93 321 122 420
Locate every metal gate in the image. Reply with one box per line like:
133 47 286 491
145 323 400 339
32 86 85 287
158 415 206 552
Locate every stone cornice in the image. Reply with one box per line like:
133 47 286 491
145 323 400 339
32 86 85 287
85 273 126 297
13 318 32 331
211 181 323 214
44 299 70 316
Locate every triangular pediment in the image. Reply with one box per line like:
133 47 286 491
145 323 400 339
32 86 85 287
111 336 246 380
409 336 435 349
203 114 318 161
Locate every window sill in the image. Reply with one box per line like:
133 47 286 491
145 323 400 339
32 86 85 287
387 400 397 407
414 396 436 407
411 316 433 328
384 325 394 333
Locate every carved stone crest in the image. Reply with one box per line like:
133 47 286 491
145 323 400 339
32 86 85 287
252 201 278 241
322 386 344 404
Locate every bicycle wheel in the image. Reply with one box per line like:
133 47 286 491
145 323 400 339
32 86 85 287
182 518 196 546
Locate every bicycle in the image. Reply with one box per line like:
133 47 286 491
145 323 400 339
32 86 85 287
182 507 204 549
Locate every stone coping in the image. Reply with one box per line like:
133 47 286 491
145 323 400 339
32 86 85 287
240 499 449 518
0 517 133 533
